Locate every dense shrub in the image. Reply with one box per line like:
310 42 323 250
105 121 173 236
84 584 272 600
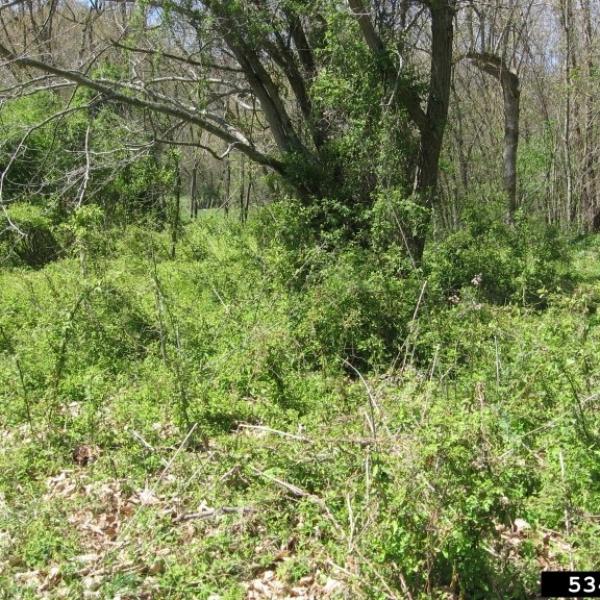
0 94 64 199
290 247 421 369
0 92 177 226
425 206 570 305
0 203 60 267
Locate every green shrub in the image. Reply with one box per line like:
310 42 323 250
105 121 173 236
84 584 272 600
292 246 421 369
0 93 63 199
1 207 599 599
0 92 177 227
0 203 60 267
425 209 570 306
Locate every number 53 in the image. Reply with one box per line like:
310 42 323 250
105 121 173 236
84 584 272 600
569 576 596 593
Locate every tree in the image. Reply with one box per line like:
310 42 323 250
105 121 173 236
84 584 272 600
0 0 457 260
467 51 520 222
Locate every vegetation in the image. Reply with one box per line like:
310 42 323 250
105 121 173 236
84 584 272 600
1 0 600 598
0 206 598 599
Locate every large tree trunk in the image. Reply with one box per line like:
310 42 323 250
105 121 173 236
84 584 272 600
411 1 456 260
415 1 455 201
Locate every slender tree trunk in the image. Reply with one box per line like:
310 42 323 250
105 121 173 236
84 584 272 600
560 0 575 225
580 0 598 230
224 159 231 217
171 162 181 260
244 171 253 223
502 71 520 222
467 52 520 222
452 81 469 193
239 156 246 223
190 161 198 220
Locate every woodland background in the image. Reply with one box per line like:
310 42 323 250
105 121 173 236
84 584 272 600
1 1 600 598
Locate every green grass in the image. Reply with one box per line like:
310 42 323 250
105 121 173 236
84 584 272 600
1 214 600 598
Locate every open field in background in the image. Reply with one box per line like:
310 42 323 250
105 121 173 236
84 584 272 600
2 212 600 599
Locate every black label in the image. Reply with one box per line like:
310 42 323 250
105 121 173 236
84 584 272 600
542 572 600 597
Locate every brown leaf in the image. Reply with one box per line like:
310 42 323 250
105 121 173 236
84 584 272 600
72 445 99 467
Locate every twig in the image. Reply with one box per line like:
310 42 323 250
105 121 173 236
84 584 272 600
130 429 169 467
559 450 574 570
253 465 410 599
343 359 394 444
346 493 355 553
239 422 377 448
157 423 198 484
343 359 379 446
174 506 255 523
498 392 600 459
250 466 344 536
494 335 501 391
109 422 200 551
238 423 312 443
76 125 91 208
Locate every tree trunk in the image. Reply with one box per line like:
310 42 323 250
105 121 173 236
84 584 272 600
224 159 231 217
411 1 456 260
190 161 198 219
502 70 520 222
559 0 576 224
580 0 598 230
170 161 181 260
239 156 246 223
467 52 520 222
415 2 455 201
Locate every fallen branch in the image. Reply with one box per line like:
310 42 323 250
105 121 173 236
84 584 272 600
238 422 380 448
238 423 312 443
250 466 344 537
174 506 255 523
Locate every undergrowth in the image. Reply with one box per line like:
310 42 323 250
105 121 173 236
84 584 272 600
1 205 599 599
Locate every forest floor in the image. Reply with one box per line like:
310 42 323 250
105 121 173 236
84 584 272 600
2 217 600 599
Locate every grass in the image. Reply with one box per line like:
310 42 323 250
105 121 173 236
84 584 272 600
1 214 600 598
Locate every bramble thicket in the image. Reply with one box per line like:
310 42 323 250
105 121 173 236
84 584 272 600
1 1 600 598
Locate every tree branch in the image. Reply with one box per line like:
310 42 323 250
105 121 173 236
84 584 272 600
0 41 285 173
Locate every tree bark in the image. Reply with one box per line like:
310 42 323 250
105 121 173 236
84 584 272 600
580 0 598 230
411 0 456 259
467 52 520 222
